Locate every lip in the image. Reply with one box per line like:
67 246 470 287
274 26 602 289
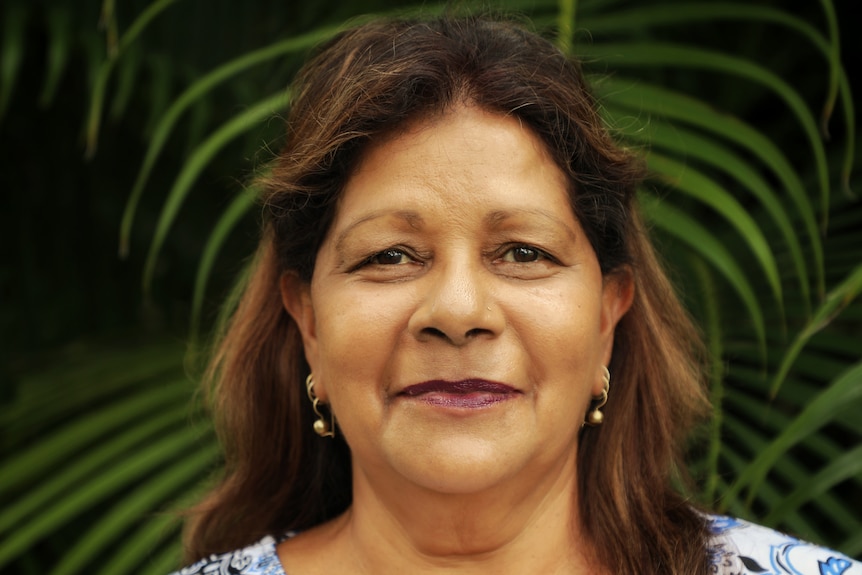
399 379 520 409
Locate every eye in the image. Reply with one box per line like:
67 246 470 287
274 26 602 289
501 245 544 263
368 248 412 265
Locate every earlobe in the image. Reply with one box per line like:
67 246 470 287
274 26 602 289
279 272 319 368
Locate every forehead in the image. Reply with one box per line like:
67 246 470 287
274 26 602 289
337 105 571 216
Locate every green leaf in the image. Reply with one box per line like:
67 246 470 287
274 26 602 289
647 153 783 313
721 360 862 510
609 107 808 313
638 193 766 356
142 54 174 141
556 0 577 54
769 263 862 397
598 78 825 299
584 1 854 193
721 384 862 537
687 256 725 503
99 0 118 57
587 42 831 230
109 41 142 120
118 25 340 258
715 426 819 539
834 62 856 197
94 468 217 575
39 5 72 107
137 540 184 575
85 0 181 157
0 2 28 121
815 0 841 135
582 0 843 123
0 383 190 492
50 442 218 575
96 513 181 575
763 443 862 526
142 90 291 294
840 531 862 560
191 187 257 337
2 341 185 435
0 405 190 536
0 423 209 569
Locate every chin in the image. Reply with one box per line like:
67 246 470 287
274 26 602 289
384 435 532 495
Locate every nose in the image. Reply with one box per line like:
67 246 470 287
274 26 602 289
407 256 504 346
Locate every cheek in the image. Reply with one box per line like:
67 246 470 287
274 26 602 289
512 283 604 382
312 285 413 398
522 281 604 337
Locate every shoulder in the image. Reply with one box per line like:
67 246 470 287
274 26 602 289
705 514 862 575
167 535 287 575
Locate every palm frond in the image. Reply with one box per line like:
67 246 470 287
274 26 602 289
3 1 859 571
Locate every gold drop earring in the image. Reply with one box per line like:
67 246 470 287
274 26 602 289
306 374 335 438
584 365 610 427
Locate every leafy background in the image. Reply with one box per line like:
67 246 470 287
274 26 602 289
1 0 860 573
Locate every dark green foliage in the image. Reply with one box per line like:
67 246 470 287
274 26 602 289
1 0 859 572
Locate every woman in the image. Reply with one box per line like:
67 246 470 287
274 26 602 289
172 15 861 575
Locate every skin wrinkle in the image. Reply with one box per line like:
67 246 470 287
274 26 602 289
333 210 426 259
334 208 579 275
186 18 712 575
278 104 630 574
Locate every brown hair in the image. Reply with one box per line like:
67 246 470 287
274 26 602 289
184 15 711 574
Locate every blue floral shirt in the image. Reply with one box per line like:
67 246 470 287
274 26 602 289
707 516 860 575
171 515 861 574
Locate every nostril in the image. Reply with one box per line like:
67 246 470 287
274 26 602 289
465 327 488 338
421 327 447 339
419 326 490 344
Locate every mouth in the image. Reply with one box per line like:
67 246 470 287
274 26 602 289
398 379 520 408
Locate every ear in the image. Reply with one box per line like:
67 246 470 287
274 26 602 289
280 271 321 387
598 266 635 373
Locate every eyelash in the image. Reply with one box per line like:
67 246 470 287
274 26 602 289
357 244 555 268
365 248 414 266
498 244 552 264
352 247 419 270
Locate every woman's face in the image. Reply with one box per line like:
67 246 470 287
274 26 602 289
283 105 632 496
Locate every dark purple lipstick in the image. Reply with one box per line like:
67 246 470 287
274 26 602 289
399 379 519 408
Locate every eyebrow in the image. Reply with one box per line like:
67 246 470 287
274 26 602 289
484 209 579 242
333 210 425 253
333 206 578 254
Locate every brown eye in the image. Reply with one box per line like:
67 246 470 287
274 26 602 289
502 246 541 263
371 249 410 265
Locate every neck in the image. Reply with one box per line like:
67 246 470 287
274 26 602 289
341 451 599 575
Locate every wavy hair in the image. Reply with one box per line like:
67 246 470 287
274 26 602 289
183 15 711 574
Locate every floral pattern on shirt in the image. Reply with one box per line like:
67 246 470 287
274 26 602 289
169 515 862 574
707 515 861 575
173 535 286 575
